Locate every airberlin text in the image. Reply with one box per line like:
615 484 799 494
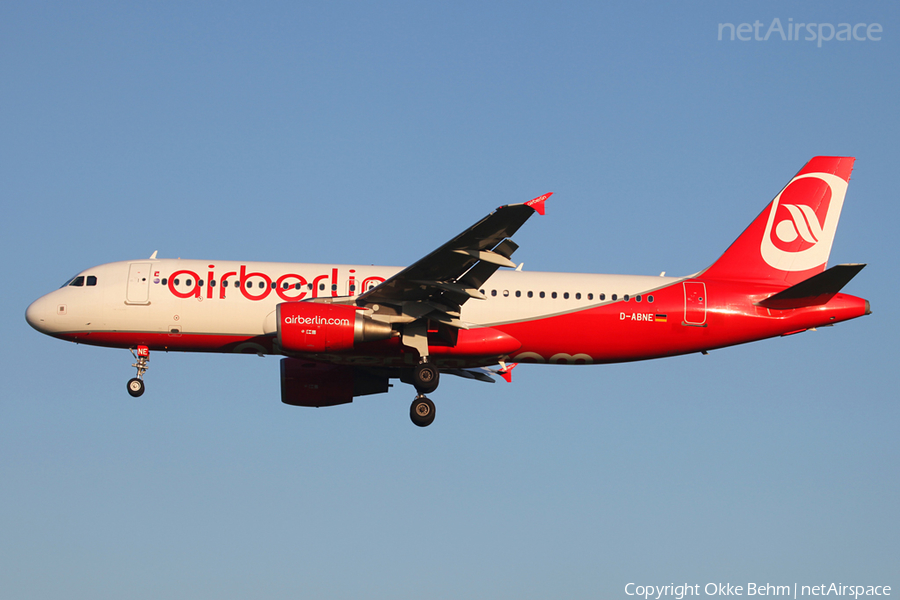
164 265 385 302
283 315 350 327
625 582 890 599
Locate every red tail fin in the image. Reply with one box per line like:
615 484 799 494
701 156 855 286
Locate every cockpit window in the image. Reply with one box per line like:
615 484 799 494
60 276 78 288
69 276 85 287
86 276 97 286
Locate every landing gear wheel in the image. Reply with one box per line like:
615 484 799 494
410 396 436 427
127 378 145 397
413 362 439 394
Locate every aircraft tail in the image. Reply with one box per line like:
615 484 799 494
700 156 855 287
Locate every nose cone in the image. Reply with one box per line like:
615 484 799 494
25 295 55 334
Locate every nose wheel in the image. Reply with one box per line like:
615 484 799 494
127 377 145 397
127 346 150 397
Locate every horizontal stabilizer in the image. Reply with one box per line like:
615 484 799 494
756 263 866 310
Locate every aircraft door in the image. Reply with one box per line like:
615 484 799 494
683 281 707 326
126 262 152 305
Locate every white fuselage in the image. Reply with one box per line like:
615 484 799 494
28 259 680 344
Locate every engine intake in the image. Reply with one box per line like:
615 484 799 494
277 302 393 353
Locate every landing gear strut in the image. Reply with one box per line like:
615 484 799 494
127 346 149 397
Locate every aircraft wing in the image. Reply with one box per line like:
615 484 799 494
356 193 551 328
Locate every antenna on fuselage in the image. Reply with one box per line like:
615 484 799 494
149 251 158 259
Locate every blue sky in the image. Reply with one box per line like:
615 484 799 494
1 1 897 598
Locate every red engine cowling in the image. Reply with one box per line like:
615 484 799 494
277 302 393 353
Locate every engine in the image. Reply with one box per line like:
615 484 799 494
276 302 394 353
280 359 390 407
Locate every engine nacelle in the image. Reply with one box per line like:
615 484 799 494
280 358 390 407
277 302 393 353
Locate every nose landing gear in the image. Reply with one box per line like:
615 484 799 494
127 346 149 397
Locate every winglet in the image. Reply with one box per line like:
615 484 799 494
525 193 552 216
498 363 517 383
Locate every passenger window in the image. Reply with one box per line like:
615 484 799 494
575 292 581 300
86 276 97 286
319 283 325 291
587 293 593 300
186 279 193 287
210 280 216 287
635 295 641 302
198 280 204 287
600 293 606 301
515 291 521 298
222 280 228 288
503 290 509 297
527 291 533 298
648 295 654 303
539 291 545 298
161 278 167 285
624 295 629 301
174 278 180 286
491 290 497 297
551 292 557 299
612 294 618 301
259 281 265 289
246 281 253 289
295 283 302 290
563 292 569 299
69 276 85 287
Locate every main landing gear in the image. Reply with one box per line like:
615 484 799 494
410 395 436 427
409 361 440 427
127 346 150 397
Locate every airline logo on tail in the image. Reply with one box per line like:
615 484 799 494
760 172 849 272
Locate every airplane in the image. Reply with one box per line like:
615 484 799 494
26 156 870 427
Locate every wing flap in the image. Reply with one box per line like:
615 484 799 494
452 249 517 268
